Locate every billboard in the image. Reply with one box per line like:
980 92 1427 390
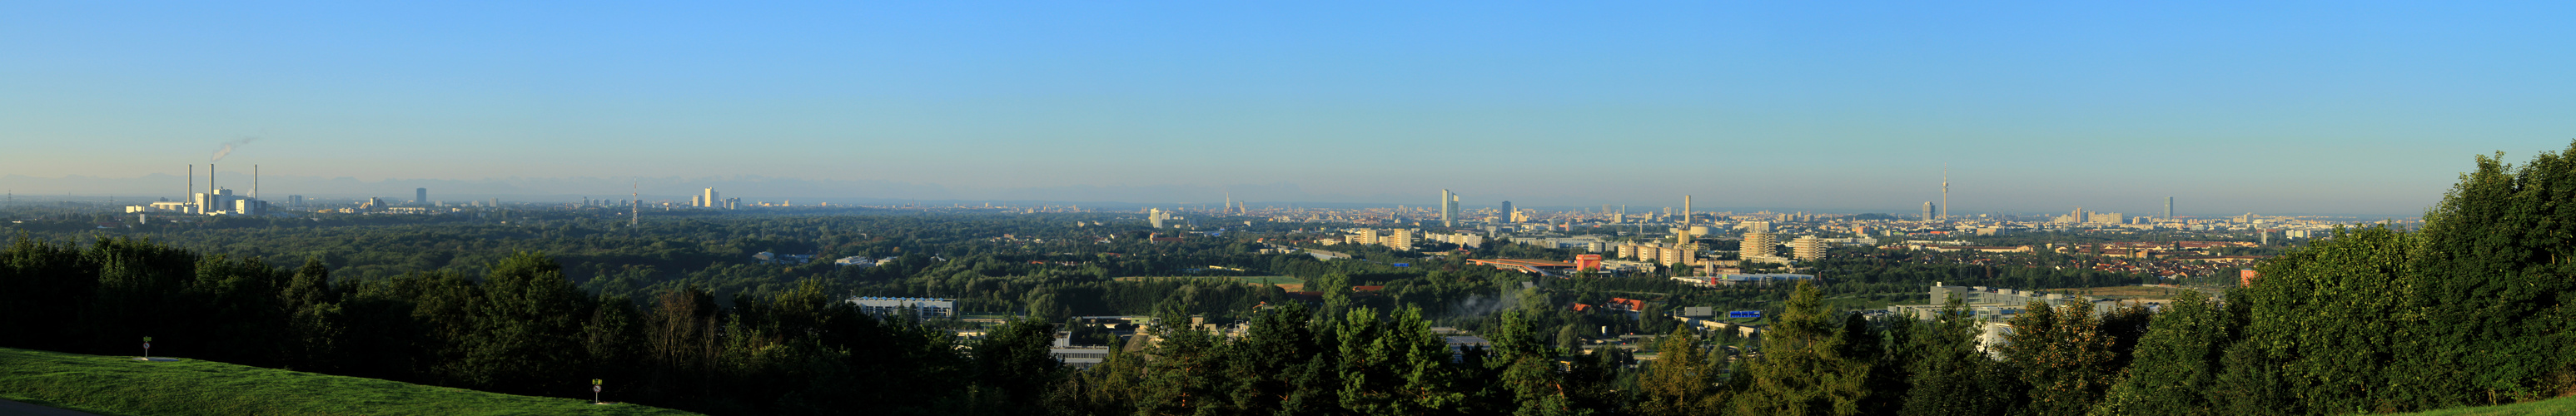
1728 310 1763 319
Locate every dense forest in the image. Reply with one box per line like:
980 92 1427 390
5 146 2576 414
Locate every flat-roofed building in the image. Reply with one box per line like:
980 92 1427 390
848 296 956 319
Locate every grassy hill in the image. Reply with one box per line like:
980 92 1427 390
0 348 697 416
2399 395 2576 415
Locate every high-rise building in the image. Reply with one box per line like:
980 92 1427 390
1683 195 1693 225
1149 208 1168 228
1742 232 1778 260
1386 229 1417 250
415 188 428 205
1440 190 1456 227
1791 235 1828 260
1499 201 1514 223
702 188 719 208
2166 197 2174 220
1922 202 1936 220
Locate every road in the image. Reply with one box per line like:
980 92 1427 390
0 399 98 416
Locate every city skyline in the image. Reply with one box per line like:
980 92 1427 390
7 2 2573 217
0 168 2417 218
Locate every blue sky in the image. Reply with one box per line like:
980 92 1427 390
3 1 2570 215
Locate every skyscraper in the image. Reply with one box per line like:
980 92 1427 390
2166 196 2174 220
1440 190 1456 227
415 187 428 205
703 188 719 208
1922 202 1935 220
1499 201 1514 224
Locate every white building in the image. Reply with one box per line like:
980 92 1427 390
848 296 956 319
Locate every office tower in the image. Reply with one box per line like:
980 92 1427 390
2166 197 2174 220
1922 202 1935 220
2074 207 2086 223
1499 201 1514 223
1150 208 1167 228
703 188 719 208
415 187 427 204
1440 190 1456 227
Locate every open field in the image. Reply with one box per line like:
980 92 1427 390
1111 275 1307 291
2400 395 2576 415
2046 285 2217 300
1237 276 1304 285
0 348 697 416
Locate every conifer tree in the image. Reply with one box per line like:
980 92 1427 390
1730 280 1870 415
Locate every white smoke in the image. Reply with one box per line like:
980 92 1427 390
211 136 258 161
1447 291 1521 318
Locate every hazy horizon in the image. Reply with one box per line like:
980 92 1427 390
7 2 2570 218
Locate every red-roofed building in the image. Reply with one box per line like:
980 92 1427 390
1574 255 1603 271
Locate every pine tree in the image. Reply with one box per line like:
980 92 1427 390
1902 295 2011 416
1730 280 1871 415
1635 329 1722 416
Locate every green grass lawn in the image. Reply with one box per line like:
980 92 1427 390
1236 276 1304 285
2399 395 2576 415
0 348 698 416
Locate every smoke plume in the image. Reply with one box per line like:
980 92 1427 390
1445 290 1522 319
211 136 258 161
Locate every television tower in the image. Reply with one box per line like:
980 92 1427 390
1939 166 1950 220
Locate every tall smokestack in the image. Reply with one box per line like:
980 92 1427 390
187 165 194 215
253 165 259 201
1683 195 1693 225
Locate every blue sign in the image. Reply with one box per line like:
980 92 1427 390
1391 263 1411 267
1728 310 1763 319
